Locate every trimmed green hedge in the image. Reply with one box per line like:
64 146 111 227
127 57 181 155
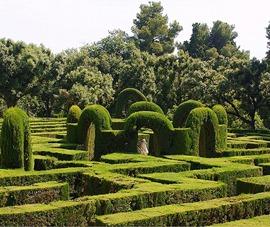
170 128 192 155
66 105 81 123
0 107 33 171
0 181 69 207
212 104 228 125
95 192 270 226
185 107 220 157
115 88 147 117
128 101 164 116
173 100 204 128
66 123 78 143
237 175 270 194
77 104 112 145
125 111 173 155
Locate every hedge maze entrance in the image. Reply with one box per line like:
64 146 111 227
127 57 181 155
1 94 270 225
199 118 216 157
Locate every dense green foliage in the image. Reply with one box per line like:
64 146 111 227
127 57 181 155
115 88 147 117
0 1 269 131
173 100 204 128
131 1 182 55
0 107 33 170
212 104 228 125
67 105 81 123
185 107 220 156
128 101 164 116
1 116 270 225
77 104 112 144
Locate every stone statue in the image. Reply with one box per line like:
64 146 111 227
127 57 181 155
137 138 149 155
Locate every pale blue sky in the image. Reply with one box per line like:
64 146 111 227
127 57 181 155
0 0 269 59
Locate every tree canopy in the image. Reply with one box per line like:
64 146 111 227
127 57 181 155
132 1 182 55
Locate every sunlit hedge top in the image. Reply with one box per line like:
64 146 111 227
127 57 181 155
125 111 173 133
212 104 228 125
77 104 112 144
128 101 164 116
115 88 147 117
67 105 81 123
173 100 204 128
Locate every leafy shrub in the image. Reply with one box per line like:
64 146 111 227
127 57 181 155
173 100 204 128
67 105 81 123
0 107 33 170
128 101 164 116
115 88 147 117
77 104 112 145
212 104 228 125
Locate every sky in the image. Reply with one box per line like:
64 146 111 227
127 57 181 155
0 0 269 59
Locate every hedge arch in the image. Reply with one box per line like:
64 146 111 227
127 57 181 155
115 88 147 117
77 104 112 145
128 101 164 116
125 111 173 155
0 107 33 171
173 100 204 128
212 104 228 125
185 107 220 157
67 105 81 123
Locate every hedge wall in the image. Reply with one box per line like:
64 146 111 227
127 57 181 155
0 107 33 171
115 88 147 117
185 107 220 157
125 111 173 155
128 101 164 116
173 100 204 128
95 192 270 226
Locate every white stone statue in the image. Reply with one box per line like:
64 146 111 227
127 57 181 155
137 138 149 155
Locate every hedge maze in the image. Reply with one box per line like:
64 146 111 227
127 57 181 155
1 91 270 225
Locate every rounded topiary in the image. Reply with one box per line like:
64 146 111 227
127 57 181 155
125 111 173 155
0 107 33 171
185 107 219 157
212 104 228 125
115 88 147 117
128 101 164 116
67 105 81 123
173 100 204 128
77 104 112 145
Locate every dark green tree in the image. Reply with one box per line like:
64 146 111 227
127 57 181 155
209 20 238 51
0 39 51 107
132 1 182 55
218 58 269 130
183 23 210 58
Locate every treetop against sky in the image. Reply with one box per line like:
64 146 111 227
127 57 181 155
0 0 269 58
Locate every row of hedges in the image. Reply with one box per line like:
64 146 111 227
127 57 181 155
66 96 228 159
95 191 270 226
0 181 69 207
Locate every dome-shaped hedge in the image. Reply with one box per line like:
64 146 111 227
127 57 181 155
128 101 164 116
212 104 228 125
173 100 204 128
185 107 219 157
125 111 173 155
115 88 147 117
0 107 33 170
77 104 112 144
67 105 81 123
